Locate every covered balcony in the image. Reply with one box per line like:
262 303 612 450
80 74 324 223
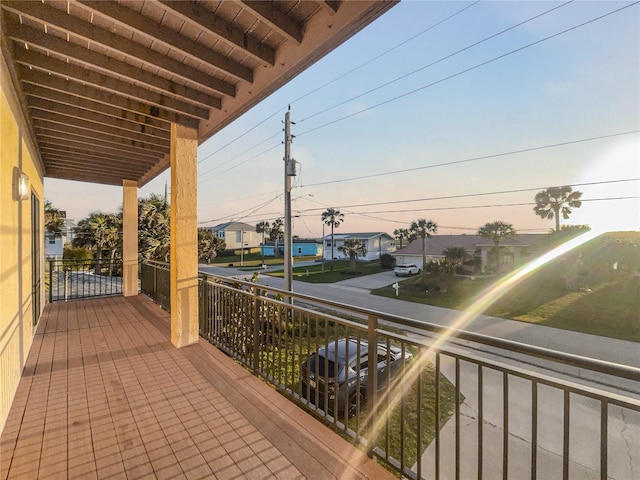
1 294 393 479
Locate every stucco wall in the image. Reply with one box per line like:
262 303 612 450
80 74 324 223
0 53 45 433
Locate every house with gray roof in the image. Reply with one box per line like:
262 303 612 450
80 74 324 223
323 232 395 262
392 234 545 274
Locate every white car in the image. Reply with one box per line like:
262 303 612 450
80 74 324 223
394 264 420 276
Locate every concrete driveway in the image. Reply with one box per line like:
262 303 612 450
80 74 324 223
331 270 401 290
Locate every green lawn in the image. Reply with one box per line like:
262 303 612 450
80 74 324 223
372 271 640 343
206 253 318 268
267 259 389 283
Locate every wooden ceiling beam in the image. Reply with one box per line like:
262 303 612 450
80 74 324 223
33 120 170 155
23 83 170 131
41 147 156 171
19 66 199 129
240 1 303 44
157 0 275 65
6 22 221 110
42 152 150 172
27 97 169 139
14 48 209 120
45 169 145 186
36 132 160 162
1 0 236 98
29 110 171 149
78 0 254 83
37 138 160 164
45 165 142 185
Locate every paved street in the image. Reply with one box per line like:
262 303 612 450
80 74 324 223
199 265 640 370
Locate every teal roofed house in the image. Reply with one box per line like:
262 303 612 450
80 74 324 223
262 238 322 257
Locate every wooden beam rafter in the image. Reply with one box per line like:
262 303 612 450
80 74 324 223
6 22 222 110
240 1 303 44
19 66 199 129
78 0 254 83
0 0 236 98
14 48 210 120
158 0 275 65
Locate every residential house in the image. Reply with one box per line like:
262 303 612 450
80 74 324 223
324 232 395 262
261 238 322 257
392 234 545 274
208 221 261 251
44 217 76 259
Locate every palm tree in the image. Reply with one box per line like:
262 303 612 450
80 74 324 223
270 218 284 257
477 221 516 275
337 239 367 273
138 194 170 261
409 218 438 285
393 228 410 250
44 199 65 239
533 186 583 232
255 220 271 263
321 208 344 271
198 228 225 264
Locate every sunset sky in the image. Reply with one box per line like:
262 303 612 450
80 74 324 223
46 1 640 237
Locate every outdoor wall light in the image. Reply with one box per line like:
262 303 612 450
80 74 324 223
12 166 29 201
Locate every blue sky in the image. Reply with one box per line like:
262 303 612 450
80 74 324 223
46 1 640 236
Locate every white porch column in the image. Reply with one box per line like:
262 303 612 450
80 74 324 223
122 179 138 297
170 123 199 348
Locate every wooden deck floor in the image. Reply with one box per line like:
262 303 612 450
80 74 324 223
1 295 394 480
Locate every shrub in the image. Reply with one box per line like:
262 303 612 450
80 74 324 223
380 253 395 269
63 246 93 261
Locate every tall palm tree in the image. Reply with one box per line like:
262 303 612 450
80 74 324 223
255 220 271 263
44 199 65 238
138 194 170 261
409 218 438 285
337 239 367 273
533 186 583 232
321 208 344 271
477 221 516 275
270 218 284 257
393 228 410 250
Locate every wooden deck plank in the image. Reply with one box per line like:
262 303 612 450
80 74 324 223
1 295 396 480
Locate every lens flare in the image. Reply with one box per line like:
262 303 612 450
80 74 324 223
341 228 603 477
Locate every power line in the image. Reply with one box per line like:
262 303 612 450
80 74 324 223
198 135 281 183
192 2 482 177
296 195 639 217
288 1 481 107
302 130 639 188
198 193 282 225
294 178 640 213
197 109 284 165
296 2 640 138
298 0 574 123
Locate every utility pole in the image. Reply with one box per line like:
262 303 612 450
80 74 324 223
283 108 296 299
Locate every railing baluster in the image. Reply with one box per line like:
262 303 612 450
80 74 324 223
455 357 460 480
435 352 440 480
563 390 570 480
503 372 509 480
531 381 537 480
600 401 607 480
478 364 484 480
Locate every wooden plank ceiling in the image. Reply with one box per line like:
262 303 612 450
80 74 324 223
1 0 396 186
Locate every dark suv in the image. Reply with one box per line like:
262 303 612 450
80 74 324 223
300 338 412 418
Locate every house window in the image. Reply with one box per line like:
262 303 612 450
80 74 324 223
297 247 302 254
48 237 56 244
